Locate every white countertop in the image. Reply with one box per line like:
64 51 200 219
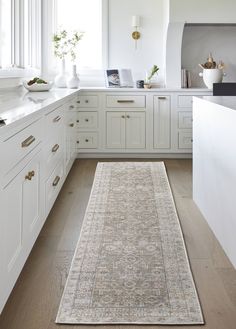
195 96 236 111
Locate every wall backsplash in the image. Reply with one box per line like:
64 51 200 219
182 25 236 88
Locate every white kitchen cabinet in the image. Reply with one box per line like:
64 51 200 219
106 111 145 149
106 112 126 149
126 112 146 149
65 108 77 174
1 149 42 309
153 96 171 149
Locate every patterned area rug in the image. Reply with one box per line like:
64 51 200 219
56 162 204 324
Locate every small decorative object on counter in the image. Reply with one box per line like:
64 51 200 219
136 80 144 88
53 30 83 88
199 53 226 89
144 65 159 89
23 77 53 91
67 64 80 89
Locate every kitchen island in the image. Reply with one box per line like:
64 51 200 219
193 96 236 269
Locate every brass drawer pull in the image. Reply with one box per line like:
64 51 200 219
69 105 75 109
21 135 36 148
117 100 135 103
69 123 74 127
53 116 61 122
52 176 60 187
158 96 167 100
25 170 35 181
52 144 59 153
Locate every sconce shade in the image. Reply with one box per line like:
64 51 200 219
132 15 140 27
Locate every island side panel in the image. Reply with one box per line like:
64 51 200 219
193 97 236 268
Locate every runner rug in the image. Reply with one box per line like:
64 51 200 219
56 162 204 324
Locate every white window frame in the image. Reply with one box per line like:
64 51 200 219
41 0 109 77
0 0 41 76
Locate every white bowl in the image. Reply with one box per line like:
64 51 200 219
23 80 53 92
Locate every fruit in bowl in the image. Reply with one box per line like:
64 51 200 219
23 77 53 91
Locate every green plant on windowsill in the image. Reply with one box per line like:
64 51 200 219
53 29 84 62
144 65 159 89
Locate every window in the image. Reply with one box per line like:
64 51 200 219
0 0 41 72
55 0 105 69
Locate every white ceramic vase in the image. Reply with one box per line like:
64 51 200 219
199 68 226 89
66 64 80 89
54 59 67 88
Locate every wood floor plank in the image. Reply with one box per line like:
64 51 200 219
0 159 235 329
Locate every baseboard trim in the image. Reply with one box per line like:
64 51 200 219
76 153 192 159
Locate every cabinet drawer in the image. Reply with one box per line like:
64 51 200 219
77 112 98 129
1 118 42 175
45 160 64 214
45 106 64 136
106 95 146 108
178 112 192 129
178 95 193 108
76 132 98 149
76 95 98 108
44 133 64 178
178 131 192 149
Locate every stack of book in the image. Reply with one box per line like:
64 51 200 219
181 69 191 88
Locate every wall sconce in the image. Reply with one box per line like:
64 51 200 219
132 15 141 49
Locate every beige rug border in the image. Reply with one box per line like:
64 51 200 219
56 161 204 325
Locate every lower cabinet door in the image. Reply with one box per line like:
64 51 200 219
1 151 42 312
154 96 171 149
125 112 146 149
106 112 126 149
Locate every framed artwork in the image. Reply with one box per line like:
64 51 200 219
105 69 121 87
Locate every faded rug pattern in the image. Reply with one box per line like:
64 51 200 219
56 162 204 324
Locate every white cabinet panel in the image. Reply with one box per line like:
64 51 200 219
76 95 98 108
126 112 146 149
2 150 42 308
178 111 192 129
106 112 126 149
178 131 192 149
77 112 98 129
154 96 171 149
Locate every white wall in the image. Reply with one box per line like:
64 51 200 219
169 0 236 23
108 0 165 84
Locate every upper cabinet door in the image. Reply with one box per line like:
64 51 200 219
154 96 171 149
126 112 146 149
106 112 126 149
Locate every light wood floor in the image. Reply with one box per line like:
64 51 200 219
0 159 236 329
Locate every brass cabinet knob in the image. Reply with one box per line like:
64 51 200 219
85 139 89 142
121 115 125 119
53 116 61 123
85 100 89 103
85 118 89 122
77 100 81 104
52 176 60 187
52 144 59 153
21 135 36 148
69 105 74 109
76 120 80 123
126 115 130 119
25 170 35 181
69 123 74 127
